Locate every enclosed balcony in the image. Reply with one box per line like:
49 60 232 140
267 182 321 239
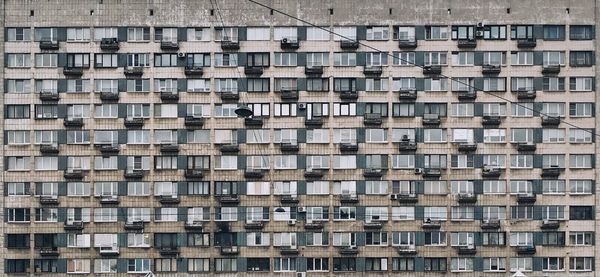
422 113 440 125
124 170 145 179
158 195 180 204
99 144 120 154
184 117 204 128
124 67 143 77
456 245 477 255
279 142 299 152
64 169 84 179
124 117 144 128
398 140 417 152
280 89 299 101
220 40 240 51
160 41 179 51
280 246 299 255
422 219 442 229
339 91 359 101
423 168 442 178
398 89 417 101
244 117 264 127
480 219 501 229
541 116 561 126
304 117 324 128
40 143 59 154
100 38 119 50
304 220 324 230
398 39 417 48
422 65 441 75
482 115 502 125
184 221 204 231
63 67 83 76
363 168 384 178
397 245 417 255
541 220 560 229
220 92 240 101
304 169 325 179
244 66 264 76
185 169 205 179
184 65 204 76
99 195 120 205
280 37 300 49
542 167 561 177
100 91 119 101
363 113 382 125
339 246 359 255
482 64 501 75
457 193 477 204
280 195 299 204
244 220 265 230
340 40 359 49
219 143 240 153
218 195 240 205
396 193 418 203
363 66 383 75
340 143 359 152
64 221 84 231
542 65 560 74
516 90 536 100
63 118 83 128
40 196 59 205
457 91 477 101
39 40 59 50
39 247 60 257
517 39 537 48
481 167 501 178
516 142 536 152
39 90 60 101
304 66 323 75
457 143 477 152
515 245 536 254
124 221 144 230
457 39 477 48
99 246 120 256
517 193 536 204
159 247 179 256
160 91 179 102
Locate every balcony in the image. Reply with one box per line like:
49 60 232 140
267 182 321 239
422 219 441 229
220 40 240 50
245 169 265 179
244 117 264 127
99 195 120 205
423 168 442 178
398 39 417 49
220 92 239 101
40 144 59 154
124 67 143 77
160 41 179 51
63 67 83 76
220 246 239 255
364 168 384 178
99 246 120 256
482 64 501 75
517 39 537 48
304 220 324 229
39 90 60 101
398 89 417 101
99 144 120 154
363 113 382 125
516 245 536 255
124 118 144 128
124 170 145 179
158 195 180 204
541 220 560 229
100 38 119 50
244 220 265 230
304 117 323 128
219 143 240 153
100 91 119 101
456 246 477 255
160 91 179 102
339 246 359 255
363 66 383 75
422 113 440 125
457 91 477 101
218 195 240 205
457 143 477 152
40 195 59 205
480 219 501 229
457 39 477 48
516 143 536 152
184 117 204 128
516 90 536 100
280 142 299 152
39 40 59 50
304 169 324 179
280 38 300 49
280 195 299 204
363 220 384 229
339 91 359 101
340 194 359 204
159 247 179 256
305 66 323 75
542 167 561 177
396 193 418 203
184 221 204 231
39 247 60 257
398 140 417 152
124 221 144 230
517 193 537 204
184 65 204 76
542 116 561 126
542 65 560 74
340 40 359 49
63 118 84 128
64 169 84 179
64 221 85 231
482 115 502 126
244 66 264 76
457 193 477 204
422 65 441 75
397 245 417 255
160 144 179 153
280 89 299 101
340 143 359 152
481 167 501 178
280 246 299 255
185 169 205 179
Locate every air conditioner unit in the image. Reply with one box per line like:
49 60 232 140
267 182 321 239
298 103 306 109
296 272 307 277
177 52 185 58
282 38 289 43
475 30 484 37
297 207 307 213
390 194 398 200
414 168 423 174
288 219 296 226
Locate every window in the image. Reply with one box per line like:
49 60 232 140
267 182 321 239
274 27 298 41
126 53 150 67
570 232 593 246
394 26 415 40
424 207 447 221
451 206 474 220
67 27 90 41
7 131 30 145
244 27 269 40
155 104 178 118
126 79 150 92
570 154 592 168
67 259 91 273
333 52 357 66
306 52 329 67
482 232 506 246
333 26 357 40
274 257 296 272
247 78 269 92
94 54 118 68
511 52 533 65
127 259 150 273
34 27 58 41
333 257 356 272
7 156 30 171
35 53 57 67
570 180 593 194
366 26 389 40
6 105 30 119
7 183 29 196
484 258 506 272
570 257 593 272
274 52 297 66
7 53 31 68
511 154 533 169
424 129 447 143
7 208 30 222
127 27 149 41
511 257 533 272
366 129 387 143
483 77 506 91
543 129 565 143
127 233 150 247
365 52 388 66
94 208 117 222
512 102 533 117
544 51 565 66
424 52 447 65
570 206 594 220
570 77 593 92
511 25 534 39
425 26 448 40
215 53 238 67
392 52 415 66
541 232 565 246
483 51 506 65
424 258 447 272
570 51 594 66
308 258 329 272
392 258 414 272
94 27 117 40
451 258 473 272
7 27 31 41
452 52 474 65
543 25 565 40
451 25 475 40
95 79 118 93
35 208 58 222
67 182 90 196
570 25 594 40
570 103 593 117
215 27 238 41
543 154 565 168
188 258 210 272
543 257 564 272
543 77 565 91
306 27 329 40
483 25 507 39
452 103 474 117
392 155 415 169
67 233 91 248
6 79 31 93
215 258 237 272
